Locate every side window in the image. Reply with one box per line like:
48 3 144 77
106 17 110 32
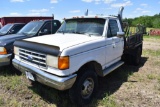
41 22 51 33
107 20 119 38
52 21 61 33
11 25 24 34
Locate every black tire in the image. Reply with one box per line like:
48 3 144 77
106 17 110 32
9 54 22 75
133 47 142 66
11 64 22 75
69 69 98 105
28 79 37 86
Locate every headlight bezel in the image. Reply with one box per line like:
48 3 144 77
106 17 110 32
46 55 58 68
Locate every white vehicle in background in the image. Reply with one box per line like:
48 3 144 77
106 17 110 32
12 7 143 105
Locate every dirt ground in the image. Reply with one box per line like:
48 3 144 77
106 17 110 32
0 36 160 107
103 36 160 107
143 41 160 51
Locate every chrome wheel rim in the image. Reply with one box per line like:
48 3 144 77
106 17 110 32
81 78 94 99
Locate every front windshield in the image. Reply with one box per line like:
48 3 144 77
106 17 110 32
57 18 105 36
18 21 44 36
0 24 13 34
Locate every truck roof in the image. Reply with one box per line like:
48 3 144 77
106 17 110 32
7 23 25 25
64 15 118 20
30 19 59 23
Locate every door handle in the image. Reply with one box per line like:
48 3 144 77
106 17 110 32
112 43 116 48
112 38 116 48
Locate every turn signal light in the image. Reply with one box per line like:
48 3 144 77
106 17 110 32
0 47 7 55
58 56 69 70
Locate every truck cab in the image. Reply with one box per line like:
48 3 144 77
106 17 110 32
0 19 61 67
0 23 25 36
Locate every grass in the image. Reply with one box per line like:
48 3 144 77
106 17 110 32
101 95 117 107
0 97 4 107
143 35 160 40
158 76 160 83
91 93 117 107
147 74 157 80
0 36 160 106
143 49 160 57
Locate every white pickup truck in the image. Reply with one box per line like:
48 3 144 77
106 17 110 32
12 7 143 105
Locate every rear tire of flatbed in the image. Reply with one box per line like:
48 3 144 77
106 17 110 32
132 47 142 66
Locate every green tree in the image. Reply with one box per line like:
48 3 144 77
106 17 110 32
152 18 160 28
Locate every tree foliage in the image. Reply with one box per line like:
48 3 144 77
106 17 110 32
123 13 160 28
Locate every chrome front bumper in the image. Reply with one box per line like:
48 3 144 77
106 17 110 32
0 54 12 67
12 59 77 90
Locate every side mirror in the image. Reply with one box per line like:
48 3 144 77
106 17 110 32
38 29 51 36
117 32 125 38
9 30 14 34
43 29 48 33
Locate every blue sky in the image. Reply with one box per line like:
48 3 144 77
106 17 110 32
0 0 160 20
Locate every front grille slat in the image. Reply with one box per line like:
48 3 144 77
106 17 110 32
19 48 47 68
19 51 46 60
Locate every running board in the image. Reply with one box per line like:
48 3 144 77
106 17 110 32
103 61 124 77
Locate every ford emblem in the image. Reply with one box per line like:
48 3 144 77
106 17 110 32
27 55 33 61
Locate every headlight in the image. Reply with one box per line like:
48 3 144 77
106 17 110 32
14 46 19 55
0 47 7 55
46 55 58 68
46 55 69 70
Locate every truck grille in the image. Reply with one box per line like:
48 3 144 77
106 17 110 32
19 48 47 68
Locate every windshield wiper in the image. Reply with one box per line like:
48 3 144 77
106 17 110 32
87 33 101 36
57 30 65 33
57 30 66 35
75 31 85 34
70 31 86 34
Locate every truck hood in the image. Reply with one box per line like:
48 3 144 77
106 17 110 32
24 33 102 51
0 33 26 46
0 33 6 36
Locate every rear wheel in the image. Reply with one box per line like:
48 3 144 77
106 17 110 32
69 69 98 105
133 47 142 65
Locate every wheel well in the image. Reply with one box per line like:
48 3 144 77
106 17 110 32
77 61 103 77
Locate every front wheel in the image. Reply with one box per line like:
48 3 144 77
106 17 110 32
69 70 98 105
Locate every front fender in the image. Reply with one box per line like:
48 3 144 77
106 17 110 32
69 49 105 74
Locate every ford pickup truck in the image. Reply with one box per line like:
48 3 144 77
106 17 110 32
12 7 143 105
0 23 25 36
0 19 61 67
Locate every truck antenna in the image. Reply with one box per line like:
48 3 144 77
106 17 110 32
85 9 88 16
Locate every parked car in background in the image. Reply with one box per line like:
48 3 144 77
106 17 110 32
0 19 61 67
0 23 25 36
